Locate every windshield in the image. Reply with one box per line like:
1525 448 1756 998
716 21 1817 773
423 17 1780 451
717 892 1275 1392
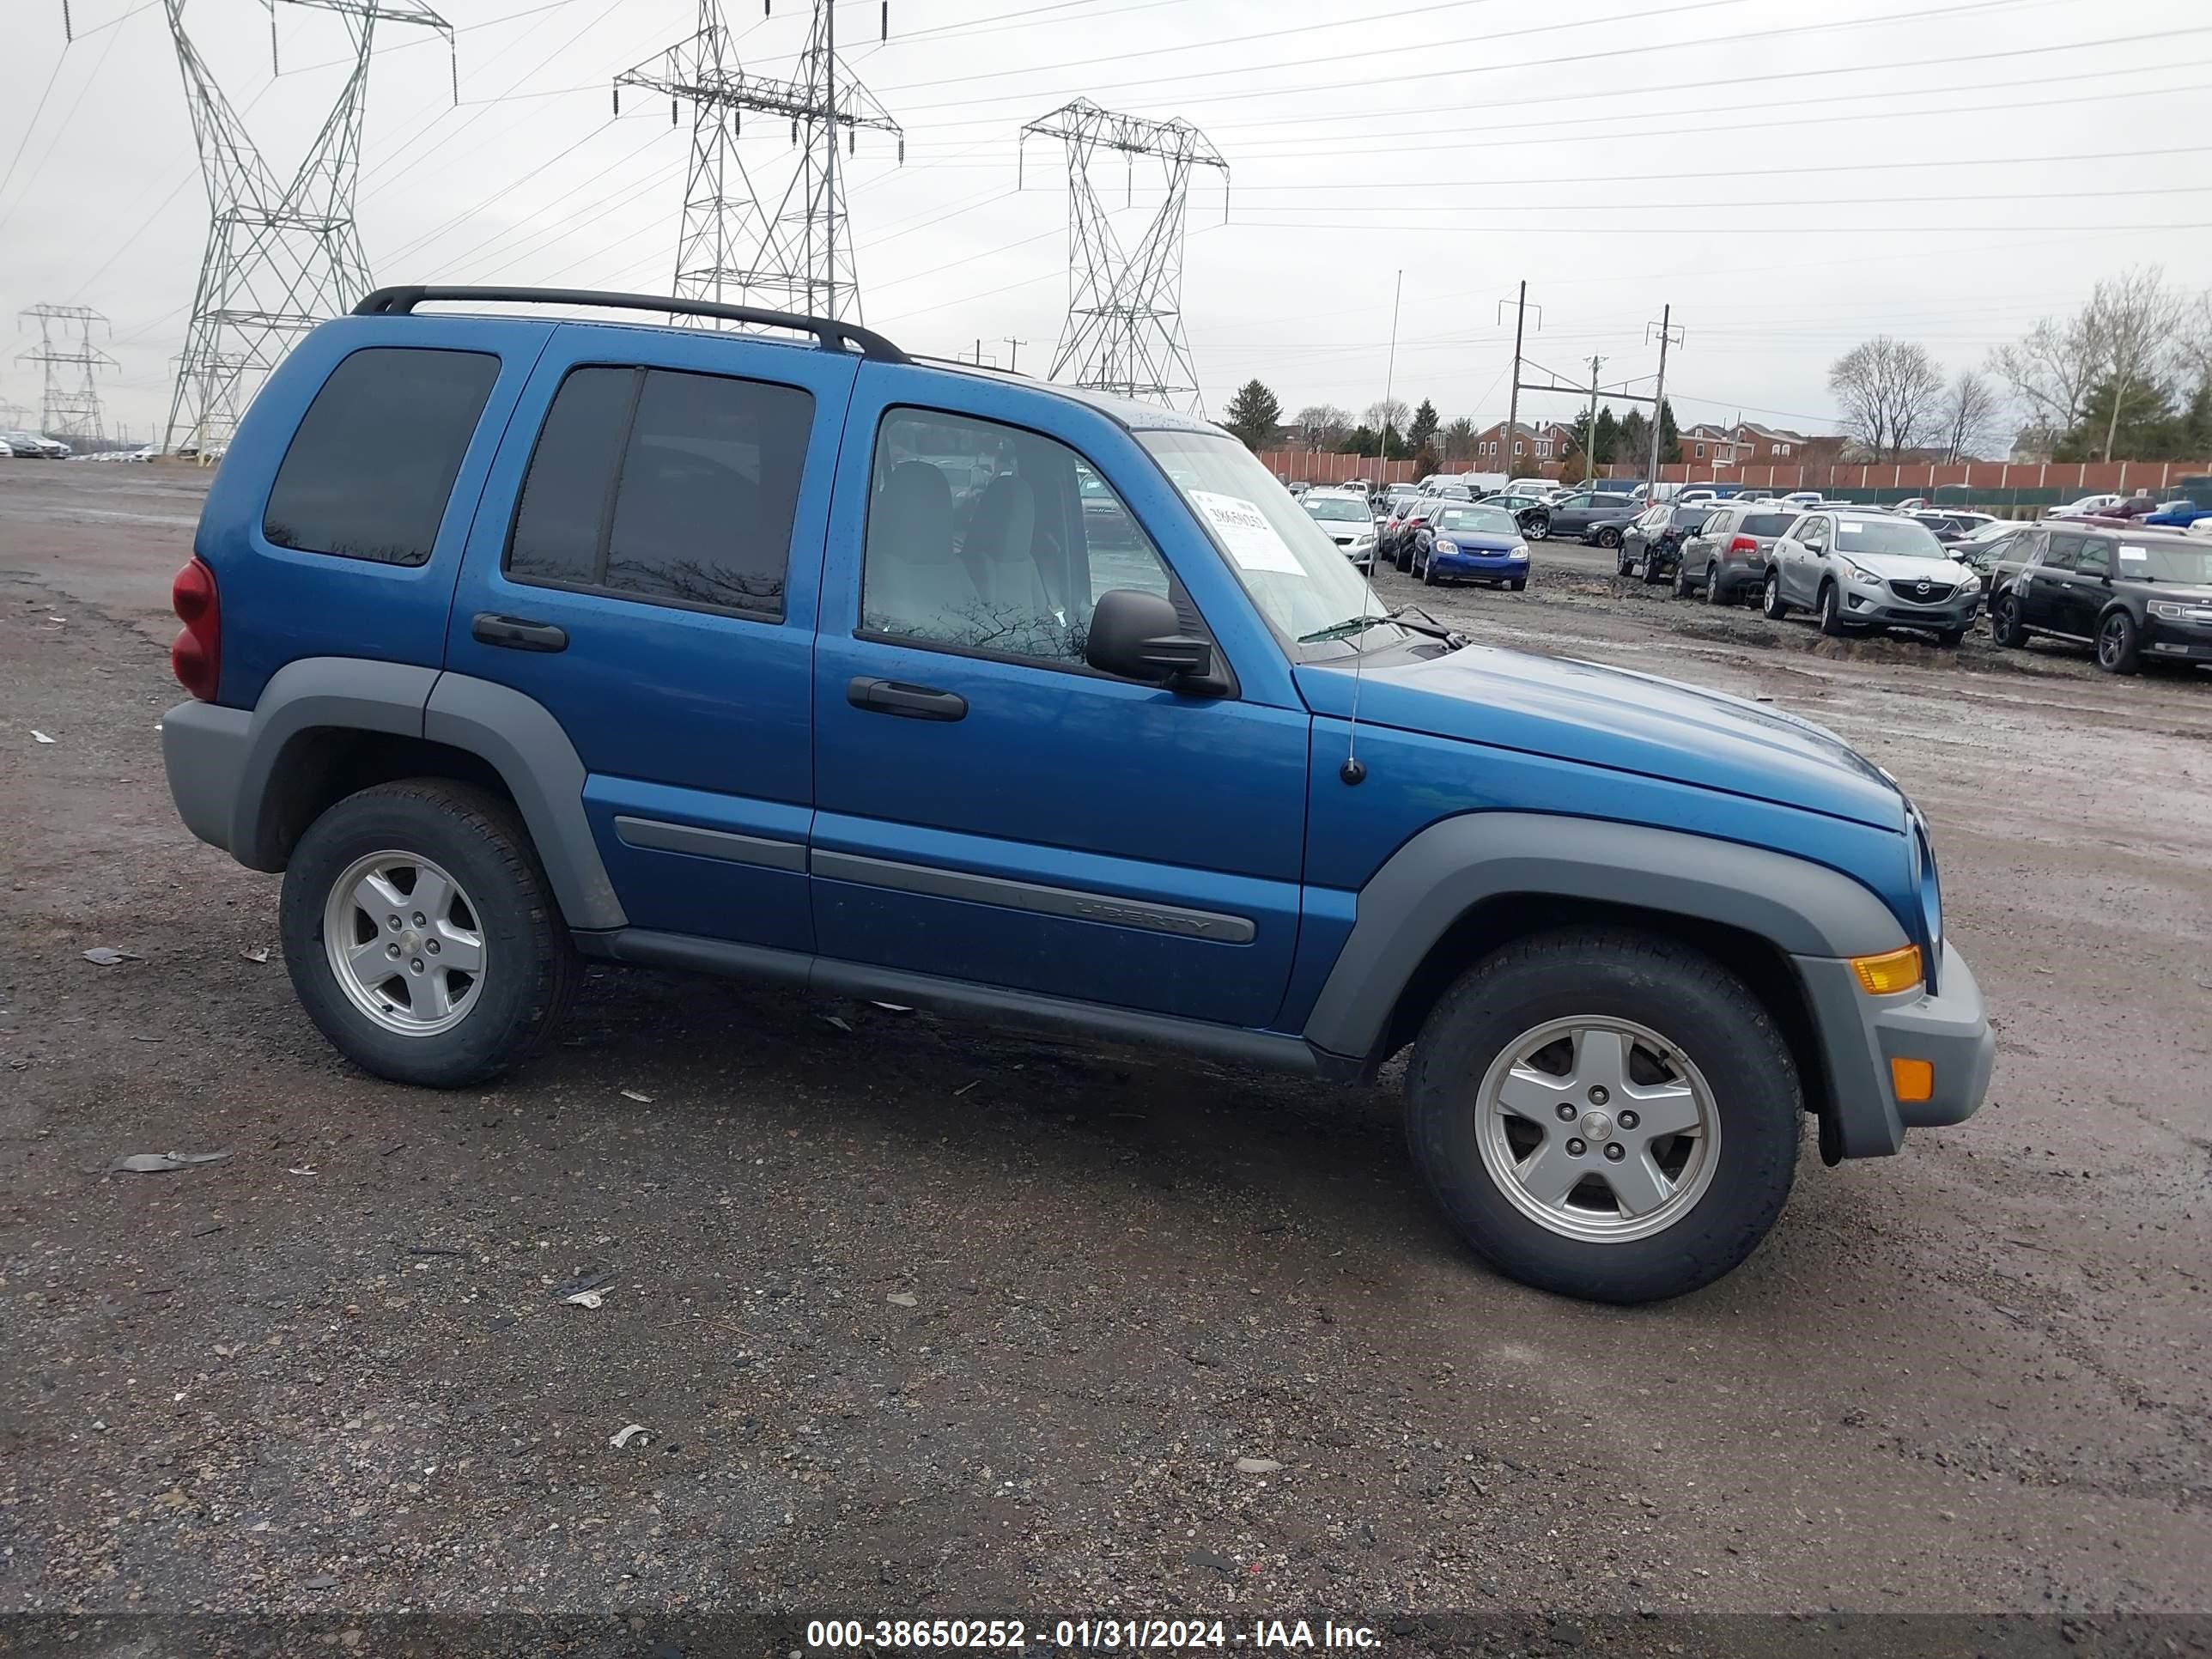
1304 496 1371 522
1139 429 1386 647
1834 517 1948 558
1437 506 1520 537
2121 541 2212 582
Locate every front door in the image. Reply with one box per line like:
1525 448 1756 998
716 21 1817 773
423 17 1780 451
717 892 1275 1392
2016 529 2079 633
809 371 1310 1030
1788 514 1831 604
445 325 859 952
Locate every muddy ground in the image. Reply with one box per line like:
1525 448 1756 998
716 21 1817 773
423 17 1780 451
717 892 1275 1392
1 464 2207 1647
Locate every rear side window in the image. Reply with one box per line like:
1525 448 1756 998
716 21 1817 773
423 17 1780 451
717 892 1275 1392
1741 513 1795 537
505 364 811 619
264 347 499 567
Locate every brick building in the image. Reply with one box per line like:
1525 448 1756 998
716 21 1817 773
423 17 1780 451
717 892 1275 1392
1471 419 1577 470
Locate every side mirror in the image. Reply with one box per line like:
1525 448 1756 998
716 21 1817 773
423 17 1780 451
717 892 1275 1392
1085 587 1214 685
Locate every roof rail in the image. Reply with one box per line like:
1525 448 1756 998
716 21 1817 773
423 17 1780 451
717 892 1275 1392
351 286 908 364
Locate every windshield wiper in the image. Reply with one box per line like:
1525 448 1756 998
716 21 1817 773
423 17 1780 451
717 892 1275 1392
1298 612 1396 644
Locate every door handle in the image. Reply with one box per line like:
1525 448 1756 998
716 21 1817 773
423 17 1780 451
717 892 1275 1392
847 677 967 721
473 613 568 653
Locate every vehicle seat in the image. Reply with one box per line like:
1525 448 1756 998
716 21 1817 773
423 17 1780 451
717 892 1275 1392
961 475 1060 653
864 462 980 640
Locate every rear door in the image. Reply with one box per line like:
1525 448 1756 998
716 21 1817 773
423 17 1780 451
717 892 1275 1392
808 368 1310 1029
2020 530 2082 632
445 325 860 952
2059 537 2114 635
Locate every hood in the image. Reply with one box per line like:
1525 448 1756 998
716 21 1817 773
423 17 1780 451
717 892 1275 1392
1840 551 1974 583
1297 641 1906 830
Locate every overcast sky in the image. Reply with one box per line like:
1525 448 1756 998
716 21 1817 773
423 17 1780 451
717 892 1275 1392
3 0 2208 442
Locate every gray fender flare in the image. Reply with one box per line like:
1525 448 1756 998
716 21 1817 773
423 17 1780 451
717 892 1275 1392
1301 811 1910 1060
225 657 624 932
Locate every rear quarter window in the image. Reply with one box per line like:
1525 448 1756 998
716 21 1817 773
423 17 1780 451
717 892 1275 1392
263 347 501 567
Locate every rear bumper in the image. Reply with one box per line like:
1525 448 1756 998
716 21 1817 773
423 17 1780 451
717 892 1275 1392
1793 939 1995 1159
161 697 252 854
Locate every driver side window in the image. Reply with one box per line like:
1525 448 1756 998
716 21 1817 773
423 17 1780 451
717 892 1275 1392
860 409 1173 668
1802 517 1829 551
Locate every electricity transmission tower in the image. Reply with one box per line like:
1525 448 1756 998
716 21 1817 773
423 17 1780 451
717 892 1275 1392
1020 99 1227 413
123 0 455 453
617 0 902 324
17 304 116 442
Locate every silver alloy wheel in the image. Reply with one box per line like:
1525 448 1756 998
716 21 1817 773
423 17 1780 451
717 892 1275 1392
322 849 486 1037
1473 1017 1722 1243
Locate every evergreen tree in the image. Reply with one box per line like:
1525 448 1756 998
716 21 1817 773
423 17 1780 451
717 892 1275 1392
1223 379 1284 450
1406 399 1440 456
1594 408 1620 465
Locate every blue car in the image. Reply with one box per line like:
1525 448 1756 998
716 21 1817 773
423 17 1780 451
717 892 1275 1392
2143 500 2207 527
1413 501 1532 589
157 283 1990 1305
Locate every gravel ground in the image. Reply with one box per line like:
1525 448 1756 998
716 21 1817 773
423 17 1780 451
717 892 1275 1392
2 465 2208 1650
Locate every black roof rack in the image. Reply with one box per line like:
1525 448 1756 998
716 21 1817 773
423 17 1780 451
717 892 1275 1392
351 285 908 364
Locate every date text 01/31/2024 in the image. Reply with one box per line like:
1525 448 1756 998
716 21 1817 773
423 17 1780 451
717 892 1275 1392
805 1618 1383 1650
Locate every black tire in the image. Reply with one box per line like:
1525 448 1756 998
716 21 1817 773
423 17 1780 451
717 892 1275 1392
1702 562 1725 605
280 779 580 1088
1596 526 1623 549
1761 568 1789 620
1643 549 1669 586
1404 929 1802 1304
1673 558 1694 599
1422 547 1439 585
1935 627 1965 647
1990 592 2025 647
1509 577 1527 592
2097 608 2141 675
1523 514 1551 543
1818 580 1847 636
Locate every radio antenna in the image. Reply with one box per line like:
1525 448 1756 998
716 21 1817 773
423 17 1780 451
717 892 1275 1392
1341 267 1401 787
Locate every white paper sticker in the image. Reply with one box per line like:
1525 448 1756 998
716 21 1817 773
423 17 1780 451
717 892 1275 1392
1841 520 1867 532
1190 490 1306 574
2119 544 2148 562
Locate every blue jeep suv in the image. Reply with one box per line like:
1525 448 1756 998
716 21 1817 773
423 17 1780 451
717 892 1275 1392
159 287 1993 1304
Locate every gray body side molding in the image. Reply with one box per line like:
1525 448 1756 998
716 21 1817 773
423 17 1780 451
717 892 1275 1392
1302 811 1910 1060
425 672 625 930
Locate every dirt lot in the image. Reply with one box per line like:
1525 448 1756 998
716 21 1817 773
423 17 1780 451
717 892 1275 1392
2 464 2208 1646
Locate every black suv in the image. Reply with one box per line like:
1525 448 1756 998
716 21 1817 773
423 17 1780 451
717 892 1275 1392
1990 525 2212 674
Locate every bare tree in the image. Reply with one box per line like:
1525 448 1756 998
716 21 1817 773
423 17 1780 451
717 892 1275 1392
2083 265 2187 461
1828 337 1946 462
1989 311 2105 441
1364 397 1410 434
1290 403 1351 449
1441 415 1477 461
2174 290 2212 392
1936 369 2003 463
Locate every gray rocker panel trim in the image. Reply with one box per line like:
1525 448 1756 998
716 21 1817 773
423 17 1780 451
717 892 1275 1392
425 672 625 930
1303 811 1911 1060
613 814 807 872
811 849 1258 945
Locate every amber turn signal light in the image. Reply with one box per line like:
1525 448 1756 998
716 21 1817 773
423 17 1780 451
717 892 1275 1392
1889 1057 1935 1103
1850 945 1923 996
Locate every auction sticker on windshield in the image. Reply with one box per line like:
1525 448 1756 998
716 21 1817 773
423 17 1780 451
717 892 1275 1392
2121 544 2148 563
1190 490 1305 574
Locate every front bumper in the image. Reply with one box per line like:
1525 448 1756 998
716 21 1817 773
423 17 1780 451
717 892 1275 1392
1793 939 1995 1160
1433 551 1528 580
2144 617 2212 660
1839 586 1981 629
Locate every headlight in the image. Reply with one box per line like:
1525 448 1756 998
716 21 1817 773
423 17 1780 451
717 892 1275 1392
1955 572 1982 593
1352 532 1375 550
1839 558 1878 585
2151 601 2187 619
1510 543 1529 559
1435 538 1459 555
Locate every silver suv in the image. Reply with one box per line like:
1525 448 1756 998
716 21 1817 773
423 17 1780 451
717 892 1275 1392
1760 509 1984 644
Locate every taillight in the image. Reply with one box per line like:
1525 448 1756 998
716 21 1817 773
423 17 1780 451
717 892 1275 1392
171 557 220 702
1729 535 1759 554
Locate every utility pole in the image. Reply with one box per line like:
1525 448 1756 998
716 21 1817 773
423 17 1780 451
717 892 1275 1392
1002 336 1028 373
96 0 458 454
1646 305 1684 489
1498 281 1540 474
1020 98 1229 412
17 304 116 442
620 0 902 324
1379 268 1401 483
1510 341 1655 484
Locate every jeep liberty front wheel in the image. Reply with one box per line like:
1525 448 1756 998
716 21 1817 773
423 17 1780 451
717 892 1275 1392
281 780 579 1087
1405 930 1801 1304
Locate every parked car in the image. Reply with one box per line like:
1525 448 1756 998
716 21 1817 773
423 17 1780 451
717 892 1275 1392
1989 524 2212 673
1760 510 1983 644
1619 503 1720 583
1411 501 1532 590
1379 494 1433 569
1903 510 1998 545
0 439 13 459
155 283 1991 1306
2 428 68 459
1539 489 1639 545
1672 505 1801 604
1480 489 1557 544
1948 522 2032 592
1301 489 1381 571
2048 493 2123 520
2142 499 2209 528
1285 480 1310 498
1780 491 1825 510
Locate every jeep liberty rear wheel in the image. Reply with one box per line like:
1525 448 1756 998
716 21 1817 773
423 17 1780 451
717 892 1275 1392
281 780 579 1088
1405 930 1801 1304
